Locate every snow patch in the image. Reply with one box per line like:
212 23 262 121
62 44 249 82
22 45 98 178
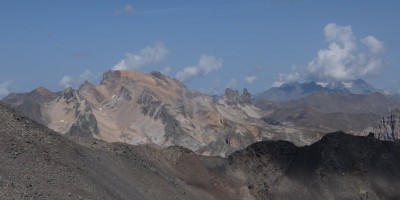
316 82 329 87
342 82 353 89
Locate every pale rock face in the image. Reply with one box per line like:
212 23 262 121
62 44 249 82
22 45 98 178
44 87 99 137
374 109 400 141
2 70 315 156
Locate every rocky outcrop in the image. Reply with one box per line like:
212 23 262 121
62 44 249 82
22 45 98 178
67 101 99 137
374 108 400 141
59 87 78 103
137 90 161 117
118 86 133 101
242 88 251 104
220 88 252 106
55 88 100 137
101 70 121 91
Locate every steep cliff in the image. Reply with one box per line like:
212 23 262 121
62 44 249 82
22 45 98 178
374 108 400 141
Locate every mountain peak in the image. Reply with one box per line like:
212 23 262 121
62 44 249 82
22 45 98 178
220 88 252 106
33 86 52 94
256 79 381 102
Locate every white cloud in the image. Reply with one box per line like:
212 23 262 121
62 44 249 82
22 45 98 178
209 79 222 95
59 76 74 89
244 75 257 85
272 81 285 87
59 70 99 89
112 43 168 70
0 80 13 98
176 55 223 82
79 70 96 81
362 36 385 54
162 66 172 75
276 23 385 83
226 78 238 89
115 4 135 15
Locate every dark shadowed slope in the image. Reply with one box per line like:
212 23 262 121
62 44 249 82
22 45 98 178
229 132 400 200
0 103 245 200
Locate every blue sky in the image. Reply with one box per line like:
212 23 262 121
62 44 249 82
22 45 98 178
0 0 399 97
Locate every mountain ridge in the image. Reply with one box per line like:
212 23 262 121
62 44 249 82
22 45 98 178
2 70 314 157
3 70 398 157
254 79 382 102
2 102 400 199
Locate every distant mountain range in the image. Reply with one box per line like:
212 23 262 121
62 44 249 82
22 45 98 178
2 69 400 156
253 79 382 102
258 92 400 133
250 77 400 140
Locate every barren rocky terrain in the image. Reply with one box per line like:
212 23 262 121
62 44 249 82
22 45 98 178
2 102 400 200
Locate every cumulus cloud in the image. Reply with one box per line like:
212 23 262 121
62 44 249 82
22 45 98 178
115 4 135 15
0 80 13 98
112 43 168 70
226 78 238 89
245 75 257 85
209 79 222 95
59 70 99 89
362 36 385 54
162 66 172 75
59 76 74 89
79 70 97 82
275 23 385 84
176 55 223 82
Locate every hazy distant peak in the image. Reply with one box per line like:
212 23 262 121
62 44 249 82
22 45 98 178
255 79 381 102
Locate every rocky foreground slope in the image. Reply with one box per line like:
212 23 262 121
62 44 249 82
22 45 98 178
1 103 400 200
0 103 247 200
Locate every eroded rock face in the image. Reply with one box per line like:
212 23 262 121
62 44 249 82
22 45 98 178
137 90 161 117
51 88 99 137
220 88 252 106
242 88 251 104
67 100 99 137
374 109 400 141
